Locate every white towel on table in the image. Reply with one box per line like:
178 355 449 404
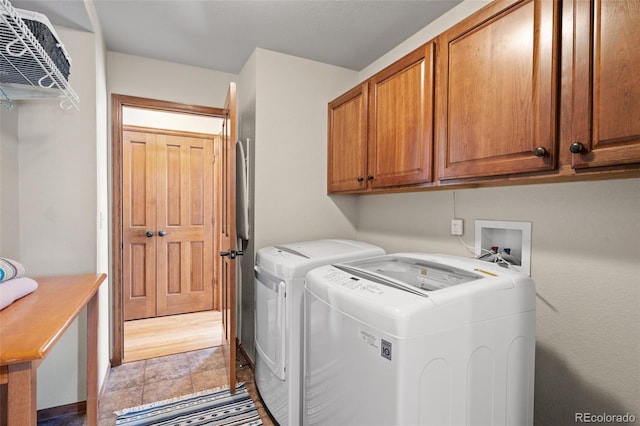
0 277 38 310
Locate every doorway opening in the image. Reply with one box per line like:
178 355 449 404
123 310 222 362
111 94 226 365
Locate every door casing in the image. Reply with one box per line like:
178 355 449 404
111 94 225 366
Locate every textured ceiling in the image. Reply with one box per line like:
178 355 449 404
10 0 462 74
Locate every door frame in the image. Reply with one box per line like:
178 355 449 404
111 94 225 366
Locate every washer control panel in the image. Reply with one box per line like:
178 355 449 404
323 270 384 295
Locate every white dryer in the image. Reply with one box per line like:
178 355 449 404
304 253 536 426
254 239 385 426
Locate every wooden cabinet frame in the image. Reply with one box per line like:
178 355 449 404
326 0 640 195
327 42 435 194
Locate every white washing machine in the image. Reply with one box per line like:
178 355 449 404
304 253 536 426
254 239 385 425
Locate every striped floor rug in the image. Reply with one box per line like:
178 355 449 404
114 383 262 426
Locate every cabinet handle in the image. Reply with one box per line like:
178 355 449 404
570 142 585 154
357 176 364 182
367 175 374 181
534 146 547 157
145 231 154 238
158 230 167 237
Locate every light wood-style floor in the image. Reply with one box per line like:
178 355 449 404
123 310 222 363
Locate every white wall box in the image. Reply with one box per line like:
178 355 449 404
475 220 532 276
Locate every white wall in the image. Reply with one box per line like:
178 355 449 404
15 27 99 409
0 106 20 259
107 52 236 107
85 0 111 405
252 48 360 251
234 48 361 360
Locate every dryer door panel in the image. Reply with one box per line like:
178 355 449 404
255 268 287 380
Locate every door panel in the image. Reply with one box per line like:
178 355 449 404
219 83 237 392
156 133 214 316
123 131 157 320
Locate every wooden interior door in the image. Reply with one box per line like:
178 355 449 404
219 83 237 392
123 128 214 320
122 130 158 320
155 133 214 316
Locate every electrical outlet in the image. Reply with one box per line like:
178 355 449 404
450 218 464 236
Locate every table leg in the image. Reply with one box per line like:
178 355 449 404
7 362 37 426
0 383 7 426
86 292 99 426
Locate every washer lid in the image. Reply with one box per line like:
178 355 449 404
256 239 385 279
335 254 481 295
276 239 380 259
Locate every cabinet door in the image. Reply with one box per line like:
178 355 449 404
327 83 368 192
368 43 434 188
570 0 640 168
437 0 559 180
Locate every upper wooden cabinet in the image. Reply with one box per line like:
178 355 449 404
327 43 434 193
327 83 369 192
368 43 434 189
327 0 639 195
436 0 560 180
569 0 640 168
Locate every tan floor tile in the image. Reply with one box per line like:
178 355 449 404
104 363 145 392
190 367 229 392
142 375 194 404
187 346 227 373
98 416 116 426
144 358 191 384
144 351 191 366
98 385 143 419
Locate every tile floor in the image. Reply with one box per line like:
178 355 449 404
37 347 275 426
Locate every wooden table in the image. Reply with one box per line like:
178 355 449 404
0 273 106 426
